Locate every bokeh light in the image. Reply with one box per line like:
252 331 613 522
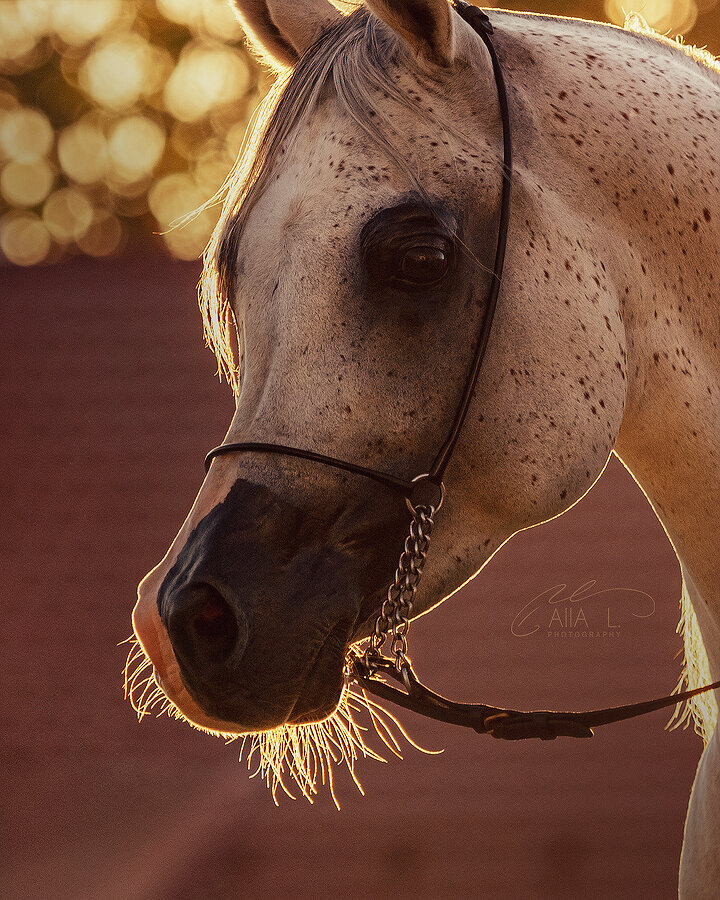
0 210 51 265
148 170 220 260
0 0 266 264
0 0 717 266
107 116 166 183
604 0 699 35
43 187 93 243
0 108 53 162
52 0 125 46
156 0 244 41
79 33 157 111
0 4 40 63
57 117 108 184
1 158 54 206
164 43 250 122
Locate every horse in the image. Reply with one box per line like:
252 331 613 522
128 0 720 894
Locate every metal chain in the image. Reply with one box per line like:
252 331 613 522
365 504 436 673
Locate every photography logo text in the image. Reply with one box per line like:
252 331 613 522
511 581 656 638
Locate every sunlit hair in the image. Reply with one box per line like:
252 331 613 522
199 6 472 396
625 13 720 78
123 636 437 806
669 579 718 743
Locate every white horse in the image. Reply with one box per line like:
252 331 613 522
129 1 719 894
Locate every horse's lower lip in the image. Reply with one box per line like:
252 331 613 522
154 669 166 692
286 629 349 725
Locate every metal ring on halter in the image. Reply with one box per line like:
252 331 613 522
406 474 445 515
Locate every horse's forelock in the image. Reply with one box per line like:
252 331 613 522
199 6 452 395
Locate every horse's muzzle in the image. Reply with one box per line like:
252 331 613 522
159 576 350 728
146 476 406 730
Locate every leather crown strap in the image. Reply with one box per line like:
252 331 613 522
204 3 720 740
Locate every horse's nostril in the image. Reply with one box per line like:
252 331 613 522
166 583 246 671
192 591 233 643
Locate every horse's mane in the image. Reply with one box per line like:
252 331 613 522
623 13 720 80
200 8 427 395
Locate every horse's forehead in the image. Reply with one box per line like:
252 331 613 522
237 127 389 288
264 103 385 219
241 81 477 262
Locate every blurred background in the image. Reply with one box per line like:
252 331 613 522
0 0 718 267
2 2 719 899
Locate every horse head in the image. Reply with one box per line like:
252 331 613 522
131 0 628 738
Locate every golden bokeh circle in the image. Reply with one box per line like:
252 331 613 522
79 32 154 111
51 0 125 47
42 187 93 243
107 116 166 183
0 3 40 62
161 206 219 260
148 170 221 259
0 107 54 163
58 118 108 184
156 0 243 41
0 210 52 265
148 172 204 226
164 43 250 123
1 158 54 206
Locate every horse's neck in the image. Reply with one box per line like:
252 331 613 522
500 15 720 668
614 338 720 677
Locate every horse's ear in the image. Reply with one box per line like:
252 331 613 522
230 0 343 70
364 0 455 66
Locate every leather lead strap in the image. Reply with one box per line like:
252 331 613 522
352 655 720 741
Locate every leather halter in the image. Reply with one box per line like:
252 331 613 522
204 3 720 740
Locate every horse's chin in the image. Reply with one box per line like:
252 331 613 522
179 644 348 731
284 638 348 726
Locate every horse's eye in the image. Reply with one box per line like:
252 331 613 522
361 203 457 294
399 245 449 285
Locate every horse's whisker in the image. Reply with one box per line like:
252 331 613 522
122 635 434 804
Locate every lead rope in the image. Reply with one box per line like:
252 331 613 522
354 504 720 742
